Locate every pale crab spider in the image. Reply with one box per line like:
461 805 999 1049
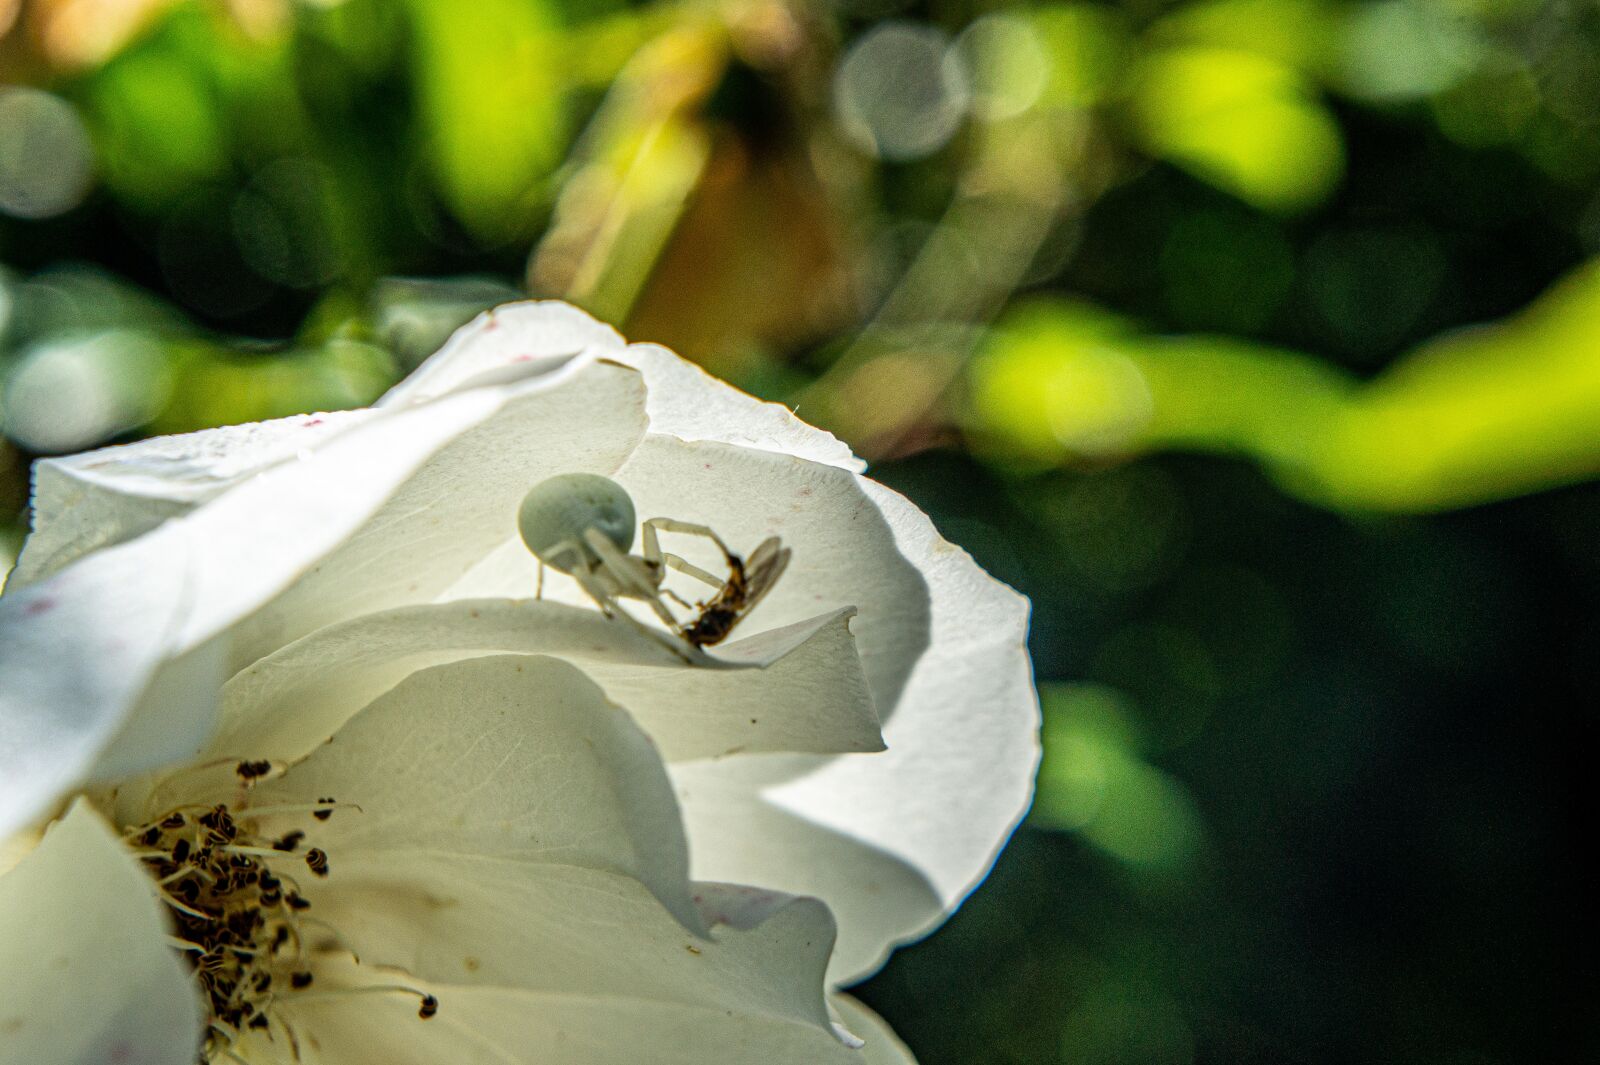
516 473 791 656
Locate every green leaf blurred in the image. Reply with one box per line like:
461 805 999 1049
400 0 569 240
971 258 1600 511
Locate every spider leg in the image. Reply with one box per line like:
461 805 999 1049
660 551 725 590
641 520 664 567
584 528 682 631
644 519 729 590
540 539 613 615
643 517 737 564
569 558 695 664
536 558 546 599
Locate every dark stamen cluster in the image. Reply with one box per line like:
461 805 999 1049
126 788 436 1062
126 803 320 1059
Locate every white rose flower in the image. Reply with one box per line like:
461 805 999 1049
0 303 1038 1065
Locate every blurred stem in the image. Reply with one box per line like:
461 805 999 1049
798 109 1097 459
565 4 700 89
529 18 727 324
975 260 1600 512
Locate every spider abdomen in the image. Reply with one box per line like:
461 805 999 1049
517 473 637 574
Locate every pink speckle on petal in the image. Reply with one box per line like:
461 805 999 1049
303 417 325 427
23 597 55 617
512 354 534 362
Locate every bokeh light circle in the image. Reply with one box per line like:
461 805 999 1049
0 88 95 220
951 14 1048 122
833 23 971 161
1 332 167 454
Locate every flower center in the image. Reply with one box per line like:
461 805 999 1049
123 767 435 1063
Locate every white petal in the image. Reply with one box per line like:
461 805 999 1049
396 300 861 469
669 757 943 984
609 341 863 471
270 883 843 1048
647 464 1038 983
132 386 506 659
9 357 650 807
3 386 509 810
206 599 877 765
378 300 627 407
369 308 1036 979
237 654 704 945
15 350 646 675
220 357 647 669
613 436 930 715
0 536 191 839
0 800 202 1065
286 991 870 1065
228 656 849 1053
451 433 934 703
269 868 844 1037
832 995 920 1065
10 409 376 589
273 892 857 1065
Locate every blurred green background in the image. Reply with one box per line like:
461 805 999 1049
0 0 1591 1061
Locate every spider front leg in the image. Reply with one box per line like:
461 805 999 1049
564 557 697 664
583 527 685 633
537 539 615 615
642 518 739 591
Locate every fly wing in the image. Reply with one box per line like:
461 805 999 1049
740 537 792 614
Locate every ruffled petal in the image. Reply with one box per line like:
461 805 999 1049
229 654 704 951
14 350 647 675
610 341 863 471
832 995 920 1065
0 537 191 838
0 800 202 1065
220 357 647 670
3 385 508 811
8 356 653 809
670 478 1038 983
377 300 627 407
205 599 876 765
385 300 859 470
11 409 377 588
667 758 943 985
266 890 860 1065
267 884 843 1051
219 655 859 1059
